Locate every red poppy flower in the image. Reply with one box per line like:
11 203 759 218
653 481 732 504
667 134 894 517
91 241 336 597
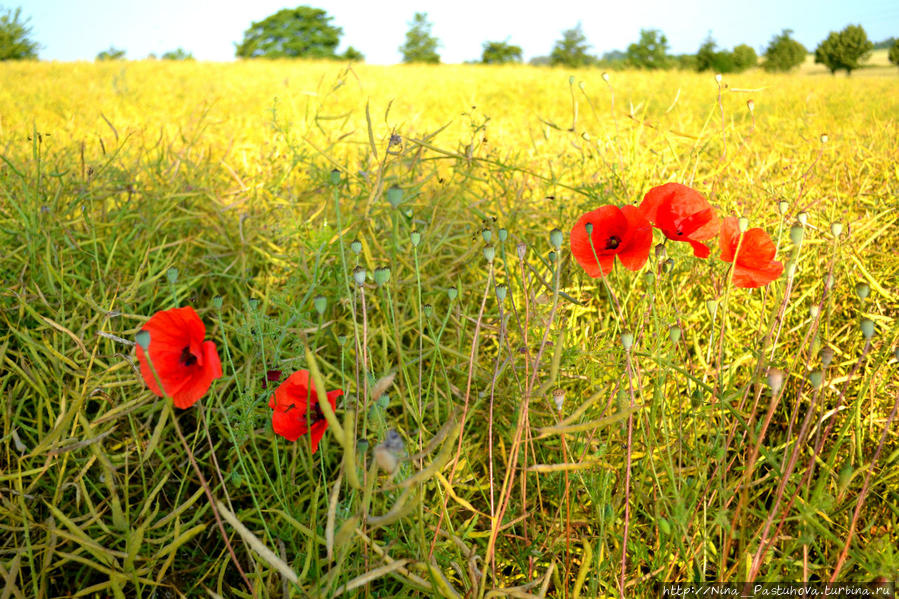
570 204 653 277
638 182 719 258
136 306 222 409
719 216 784 288
269 370 343 452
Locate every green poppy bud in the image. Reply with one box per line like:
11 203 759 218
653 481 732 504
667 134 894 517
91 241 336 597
329 169 341 185
422 304 433 318
669 325 682 345
373 267 391 287
860 318 874 340
481 228 492 243
410 230 421 247
498 228 508 242
483 245 495 263
789 223 804 245
808 369 823 389
313 295 327 315
585 222 594 235
350 239 362 254
447 286 458 301
135 330 151 351
166 267 178 284
549 228 563 250
386 186 403 208
855 282 869 300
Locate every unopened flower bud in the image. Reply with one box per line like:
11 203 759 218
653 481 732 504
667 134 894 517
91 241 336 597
481 228 492 243
669 325 682 345
860 318 874 340
386 186 404 208
655 243 667 260
313 295 327 315
410 230 421 247
808 370 823 389
766 367 785 395
820 346 835 368
498 228 508 242
135 330 151 351
352 266 366 287
549 228 563 250
447 286 458 301
789 223 804 245
855 282 869 300
350 239 362 254
373 267 391 287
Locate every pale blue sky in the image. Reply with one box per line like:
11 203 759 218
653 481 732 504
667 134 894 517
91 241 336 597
22 0 899 63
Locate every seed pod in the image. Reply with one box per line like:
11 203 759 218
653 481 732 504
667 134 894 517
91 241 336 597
855 282 870 300
860 318 874 340
549 228 563 250
483 245 495 263
350 239 362 254
447 286 458 301
313 295 327 315
669 325 682 345
385 186 403 208
820 346 835 368
766 368 786 396
789 223 804 245
373 267 391 287
410 231 421 247
352 266 366 287
808 370 823 389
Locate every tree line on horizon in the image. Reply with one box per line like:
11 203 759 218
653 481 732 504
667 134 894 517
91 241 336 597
2 4 899 75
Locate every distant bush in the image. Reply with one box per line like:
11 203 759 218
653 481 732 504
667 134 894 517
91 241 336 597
626 29 670 69
889 39 899 68
161 48 194 61
481 41 522 65
814 25 873 75
96 47 126 61
0 6 38 60
763 29 806 72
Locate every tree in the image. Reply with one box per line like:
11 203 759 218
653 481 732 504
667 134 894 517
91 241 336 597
550 24 594 68
0 6 38 60
890 39 899 68
814 24 873 75
96 47 125 61
695 35 718 72
236 6 342 59
732 44 757 71
341 46 364 61
627 29 670 69
161 48 194 60
481 41 522 64
399 12 440 64
762 29 806 72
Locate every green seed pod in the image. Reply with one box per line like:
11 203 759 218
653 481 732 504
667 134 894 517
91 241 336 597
830 222 843 238
778 200 789 215
350 239 362 254
373 267 391 287
516 242 527 260
498 228 508 242
135 330 151 351
212 296 223 309
654 244 667 260
481 228 492 243
329 169 341 185
410 230 421 247
166 267 179 284
313 295 327 315
549 228 563 250
352 266 366 287
447 286 458 301
837 462 852 493
855 282 870 300
809 305 820 319
548 250 556 262
620 331 634 352
584 222 594 235
663 258 674 273
385 186 404 208
789 223 804 245
669 325 682 345
422 304 433 318
495 284 507 303
706 300 718 318
797 211 808 225
483 245 495 263
860 318 874 340
808 369 823 389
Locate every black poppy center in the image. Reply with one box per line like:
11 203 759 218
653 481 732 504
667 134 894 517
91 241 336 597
180 345 198 367
308 402 326 425
605 236 621 250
